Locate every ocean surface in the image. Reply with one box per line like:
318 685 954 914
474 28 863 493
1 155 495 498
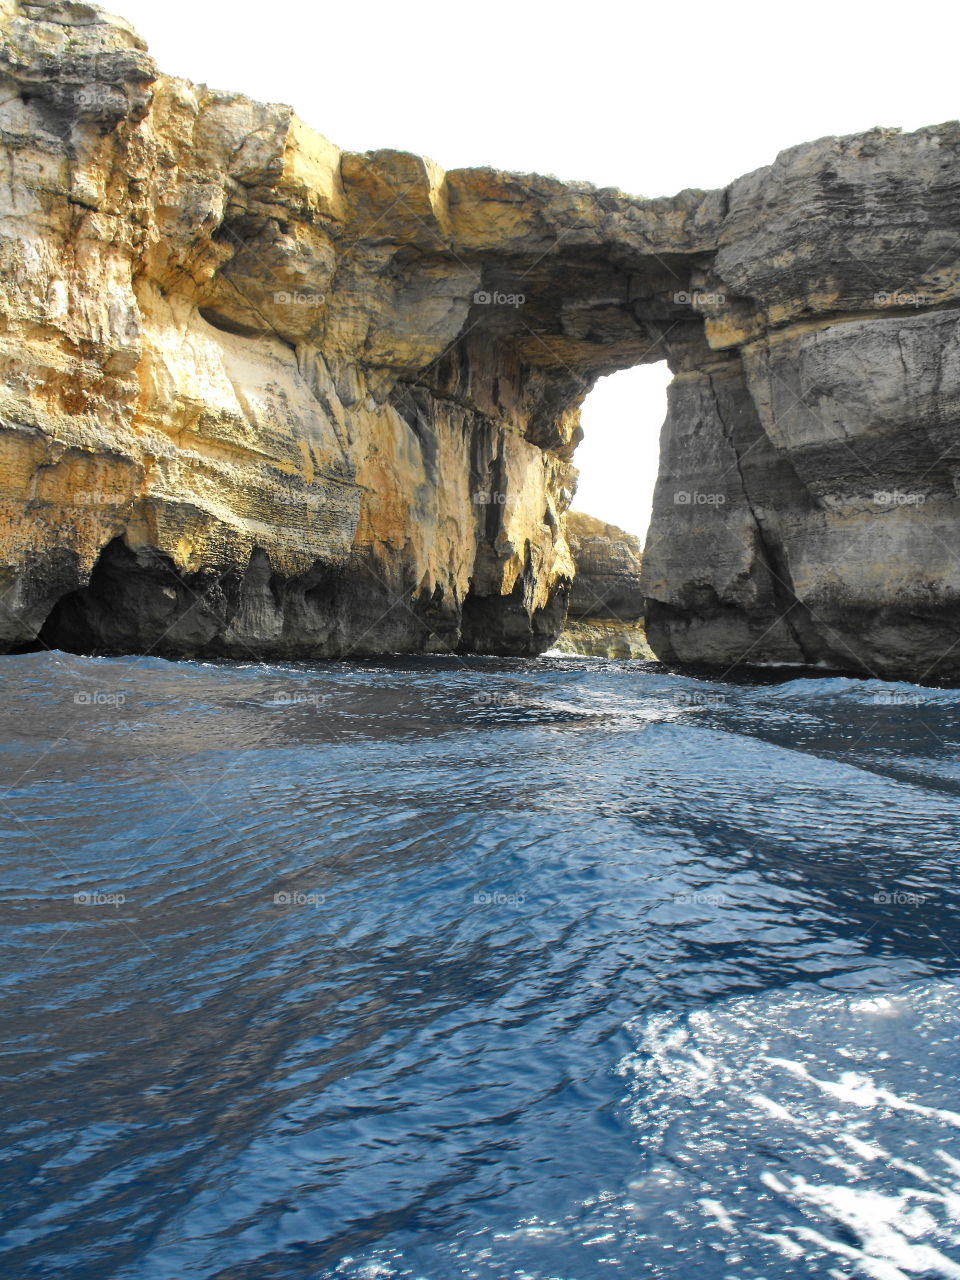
2 650 960 1280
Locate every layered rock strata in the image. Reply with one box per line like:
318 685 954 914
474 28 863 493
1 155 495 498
555 512 652 658
1 0 959 677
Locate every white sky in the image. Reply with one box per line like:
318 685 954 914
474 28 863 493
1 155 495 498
112 0 959 538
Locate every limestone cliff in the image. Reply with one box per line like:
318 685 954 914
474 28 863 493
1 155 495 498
1 0 959 677
641 136 960 681
555 512 651 658
0 0 585 658
566 511 645 621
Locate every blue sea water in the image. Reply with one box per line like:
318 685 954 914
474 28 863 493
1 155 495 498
1 650 959 1279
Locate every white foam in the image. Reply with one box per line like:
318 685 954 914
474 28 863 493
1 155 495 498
766 1057 960 1129
760 1229 806 1259
840 1132 888 1162
747 1091 800 1123
698 1197 737 1234
765 1175 960 1280
850 996 904 1017
790 1223 912 1280
611 977 960 1277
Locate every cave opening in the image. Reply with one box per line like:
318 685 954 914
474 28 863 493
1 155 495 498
573 362 671 544
551 361 672 659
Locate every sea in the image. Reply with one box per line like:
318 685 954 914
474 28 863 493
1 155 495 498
2 650 959 1279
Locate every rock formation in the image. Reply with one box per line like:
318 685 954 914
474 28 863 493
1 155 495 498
566 512 645 620
1 0 959 677
555 512 651 658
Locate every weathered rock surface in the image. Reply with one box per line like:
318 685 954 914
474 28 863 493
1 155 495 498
0 0 585 658
555 511 651 658
641 145 960 680
1 0 959 676
566 511 645 621
554 618 654 661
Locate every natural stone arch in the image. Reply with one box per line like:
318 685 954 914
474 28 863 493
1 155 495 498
1 0 959 677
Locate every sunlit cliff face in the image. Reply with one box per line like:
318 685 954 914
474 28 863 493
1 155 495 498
3 1 960 676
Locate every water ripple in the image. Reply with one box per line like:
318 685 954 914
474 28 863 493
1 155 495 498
1 652 958 1278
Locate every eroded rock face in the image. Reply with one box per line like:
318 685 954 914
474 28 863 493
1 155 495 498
566 511 645 621
0 0 595 658
1 0 958 675
555 512 651 659
642 134 960 680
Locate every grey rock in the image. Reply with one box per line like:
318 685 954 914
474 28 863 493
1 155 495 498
566 511 645 622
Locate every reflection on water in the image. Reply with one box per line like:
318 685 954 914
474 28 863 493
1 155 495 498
1 651 959 1278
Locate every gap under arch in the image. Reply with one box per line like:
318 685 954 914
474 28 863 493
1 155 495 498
550 362 671 659
573 362 671 543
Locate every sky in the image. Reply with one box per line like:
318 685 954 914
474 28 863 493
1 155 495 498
112 0 959 537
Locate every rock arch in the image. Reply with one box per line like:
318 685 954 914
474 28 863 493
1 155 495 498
1 0 959 676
